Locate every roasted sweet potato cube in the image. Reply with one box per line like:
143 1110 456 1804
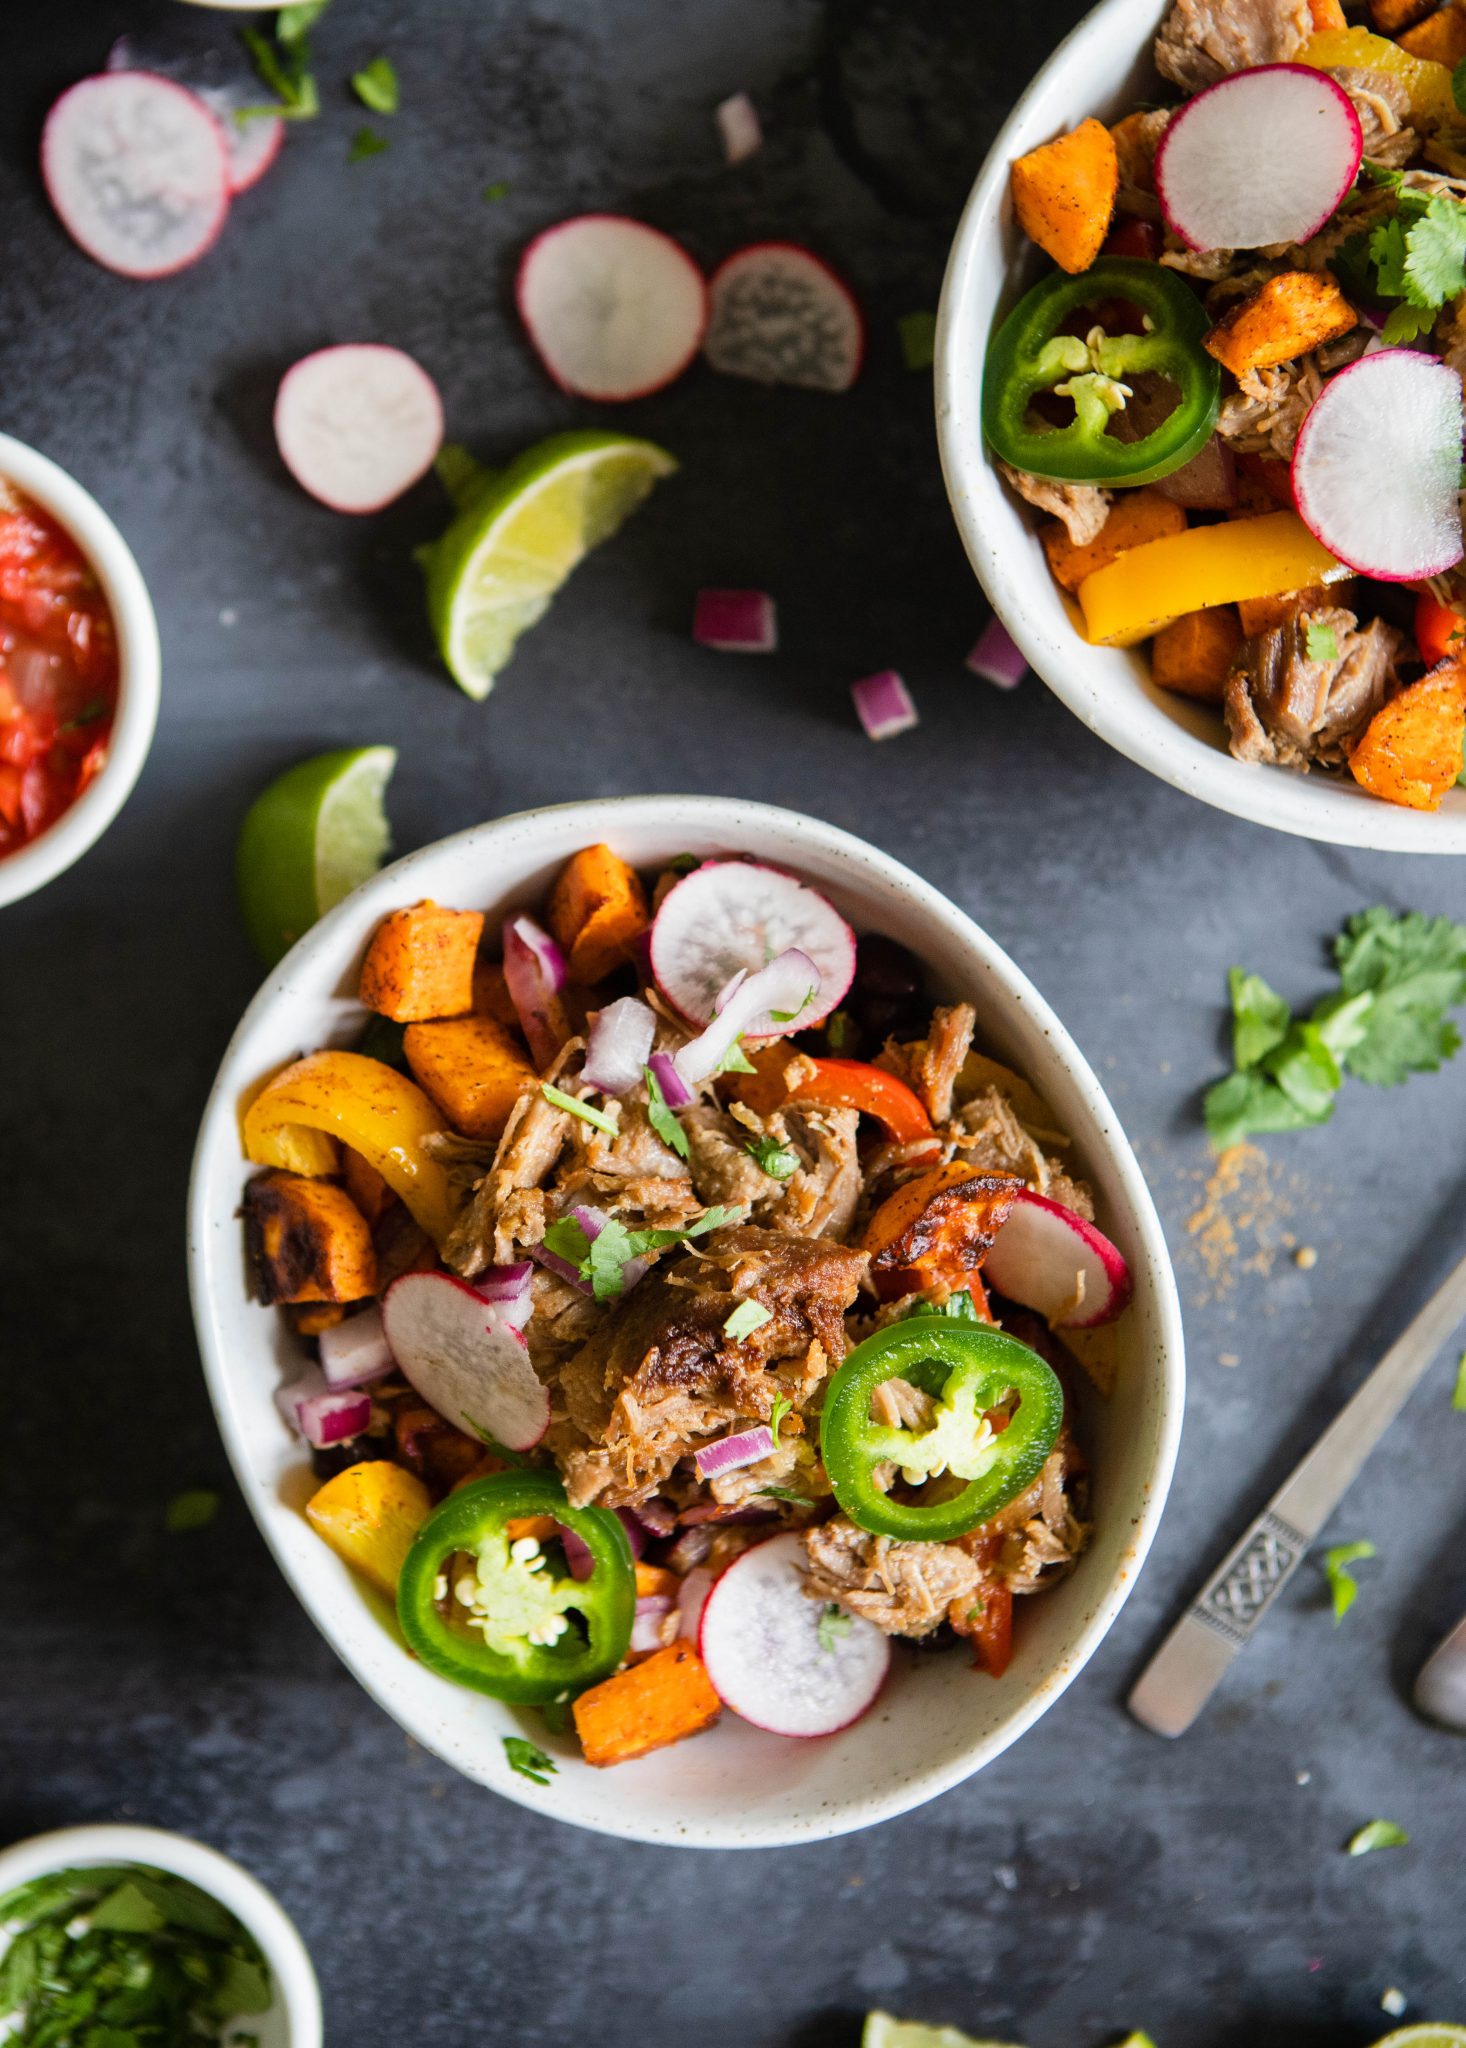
306 1461 433 1597
1349 662 1466 810
472 958 523 1033
573 1643 722 1766
547 844 650 985
1041 489 1187 594
358 901 484 1022
244 1169 378 1304
403 1012 538 1141
1010 118 1118 275
291 1302 347 1337
1400 0 1466 61
1369 0 1435 29
1204 273 1357 378
1151 607 1244 701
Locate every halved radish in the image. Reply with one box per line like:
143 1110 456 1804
703 243 864 392
697 1532 889 1737
650 860 855 1033
516 215 708 402
382 1271 550 1451
41 73 231 278
1291 348 1465 581
983 1190 1132 1329
1154 64 1362 253
274 346 445 514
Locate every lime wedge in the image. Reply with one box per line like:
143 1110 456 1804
863 2016 1028 2048
1373 2030 1466 2048
236 745 396 966
421 429 676 699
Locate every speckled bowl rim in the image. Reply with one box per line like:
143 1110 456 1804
187 795 1185 1848
0 1823 322 2046
934 0 1466 854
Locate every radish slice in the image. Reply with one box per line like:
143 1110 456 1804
697 1532 889 1736
673 949 821 1082
516 215 708 402
1291 348 1465 580
382 1271 551 1451
704 243 865 393
104 37 283 195
274 346 445 515
983 1190 1133 1330
1154 64 1362 253
651 860 855 1032
41 73 231 279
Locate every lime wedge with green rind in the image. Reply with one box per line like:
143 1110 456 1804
421 429 676 700
1373 2030 1466 2048
236 745 396 966
862 2016 1028 2048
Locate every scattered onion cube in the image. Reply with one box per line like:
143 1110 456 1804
851 669 918 740
715 92 762 165
692 588 777 653
965 616 1026 689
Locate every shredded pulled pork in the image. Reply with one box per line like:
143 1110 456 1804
1216 357 1322 459
1114 107 1169 219
1154 0 1310 95
1330 67 1417 169
997 460 1111 546
1226 608 1403 771
803 1516 981 1638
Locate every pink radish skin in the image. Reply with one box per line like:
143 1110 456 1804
984 1190 1132 1330
274 346 444 515
516 215 708 402
1291 348 1465 580
704 242 865 392
650 859 855 1033
697 1532 889 1737
382 1271 551 1452
1155 65 1362 253
42 73 231 279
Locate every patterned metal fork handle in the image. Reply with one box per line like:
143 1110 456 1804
1187 1507 1309 1650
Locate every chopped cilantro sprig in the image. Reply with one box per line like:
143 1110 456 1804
239 0 332 121
541 1205 745 1302
1344 166 1466 346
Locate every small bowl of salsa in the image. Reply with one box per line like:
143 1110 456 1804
0 432 160 908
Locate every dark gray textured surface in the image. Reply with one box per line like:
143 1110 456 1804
3 2 1466 2042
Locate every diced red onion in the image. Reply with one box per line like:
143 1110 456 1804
317 1306 392 1390
630 1496 677 1537
648 1049 693 1110
851 668 919 738
677 1500 779 1526
715 92 762 165
630 1595 676 1653
583 995 656 1096
674 947 821 1085
572 1204 607 1239
502 914 566 1069
692 588 777 653
694 1424 775 1480
561 1507 644 1582
276 1370 371 1448
474 1262 534 1330
964 618 1027 690
616 1507 646 1559
528 1241 590 1293
677 1565 713 1641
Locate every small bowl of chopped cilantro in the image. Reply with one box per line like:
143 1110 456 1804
0 1824 321 2048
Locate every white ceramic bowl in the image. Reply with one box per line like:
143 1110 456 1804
188 795 1184 1848
0 1823 321 2046
936 0 1466 853
0 434 161 908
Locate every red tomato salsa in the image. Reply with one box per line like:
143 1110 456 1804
0 484 118 859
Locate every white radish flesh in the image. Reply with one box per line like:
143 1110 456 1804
382 1272 551 1451
516 215 708 402
650 860 855 1032
983 1190 1133 1329
704 243 864 392
197 88 283 194
42 73 231 278
1291 348 1465 580
274 346 445 515
697 1532 889 1736
1154 64 1362 252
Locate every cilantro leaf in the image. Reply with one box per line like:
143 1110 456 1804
746 1134 799 1179
714 1038 757 1075
277 0 332 39
644 1065 690 1159
347 126 389 162
897 309 938 371
541 1081 619 1135
1454 1349 1466 1412
503 1735 557 1786
239 23 321 119
483 178 511 202
1370 215 1412 301
1405 196 1466 309
758 1483 814 1504
351 56 398 113
1203 1068 1326 1151
1333 908 1466 1086
1305 620 1339 663
817 1603 853 1652
1347 1818 1409 1856
1380 300 1437 347
1322 1539 1376 1623
541 1205 744 1301
1228 967 1292 1070
768 1392 792 1446
165 1489 219 1534
724 1299 772 1342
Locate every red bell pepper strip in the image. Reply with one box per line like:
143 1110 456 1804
1415 591 1466 669
788 1057 938 1148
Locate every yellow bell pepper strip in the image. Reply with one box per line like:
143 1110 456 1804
242 1049 457 1244
1297 26 1455 123
1077 511 1348 648
306 1459 434 1598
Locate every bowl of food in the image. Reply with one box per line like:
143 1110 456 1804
0 433 160 908
0 1822 321 2046
188 795 1183 1847
937 0 1466 851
